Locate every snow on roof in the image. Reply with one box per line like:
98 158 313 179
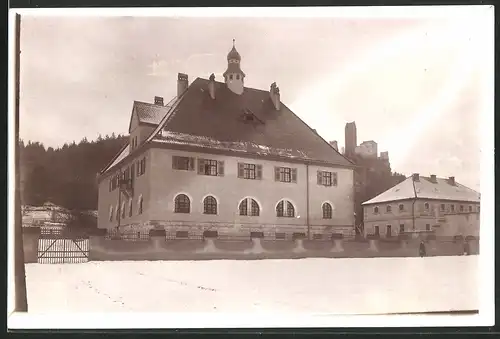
414 176 480 202
362 177 416 205
134 99 176 125
107 146 129 171
152 131 316 161
362 176 480 205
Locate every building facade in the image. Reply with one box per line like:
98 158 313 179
97 43 356 239
362 173 480 238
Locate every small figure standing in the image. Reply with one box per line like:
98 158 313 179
419 241 426 257
463 240 471 256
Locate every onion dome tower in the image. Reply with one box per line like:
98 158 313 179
223 39 245 95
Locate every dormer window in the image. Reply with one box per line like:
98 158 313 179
229 74 233 80
236 74 240 80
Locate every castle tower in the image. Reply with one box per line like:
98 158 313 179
223 39 246 95
345 121 357 158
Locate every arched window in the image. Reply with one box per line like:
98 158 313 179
322 203 333 219
121 202 126 219
276 200 294 218
251 199 260 216
424 202 430 210
128 199 133 217
399 204 404 211
175 194 190 213
374 206 379 214
239 198 260 216
386 205 392 213
236 74 240 80
239 199 247 216
138 196 143 215
203 196 217 215
109 206 114 222
229 74 233 80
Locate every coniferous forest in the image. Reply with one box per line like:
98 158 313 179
19 134 128 210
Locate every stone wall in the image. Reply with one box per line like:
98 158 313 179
87 230 479 261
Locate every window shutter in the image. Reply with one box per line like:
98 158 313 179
172 156 178 169
317 171 321 185
333 172 338 186
142 157 146 174
238 163 244 178
256 164 263 179
218 161 224 176
198 159 205 174
291 168 298 183
189 157 195 171
274 167 280 181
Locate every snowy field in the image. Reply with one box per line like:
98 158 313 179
25 256 478 315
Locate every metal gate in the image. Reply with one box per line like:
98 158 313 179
38 232 89 264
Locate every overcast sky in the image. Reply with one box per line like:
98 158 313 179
18 9 493 191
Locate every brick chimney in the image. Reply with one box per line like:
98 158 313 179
177 73 189 97
448 176 456 186
208 73 216 100
154 96 164 106
269 82 280 110
412 173 420 182
329 140 338 151
430 174 437 183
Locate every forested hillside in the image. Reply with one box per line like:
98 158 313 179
19 134 128 210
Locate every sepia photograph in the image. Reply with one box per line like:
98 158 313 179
7 5 494 329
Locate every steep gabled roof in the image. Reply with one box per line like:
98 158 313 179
362 176 480 205
127 97 177 132
152 77 353 167
100 77 354 178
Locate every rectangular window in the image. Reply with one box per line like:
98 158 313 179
172 156 194 171
275 166 297 183
317 171 337 186
450 204 455 212
136 157 146 176
386 225 392 237
374 226 380 236
110 174 119 191
238 163 263 180
198 158 223 176
440 203 445 211
426 224 431 231
399 224 404 233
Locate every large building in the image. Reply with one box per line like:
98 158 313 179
96 42 356 239
362 173 480 238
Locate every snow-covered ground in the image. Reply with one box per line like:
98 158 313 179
25 256 478 315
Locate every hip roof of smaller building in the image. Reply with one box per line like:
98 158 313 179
362 175 480 205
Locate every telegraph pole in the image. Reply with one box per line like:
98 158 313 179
14 13 28 312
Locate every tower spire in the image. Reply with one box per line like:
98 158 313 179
224 40 245 95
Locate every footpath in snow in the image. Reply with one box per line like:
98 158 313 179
25 256 478 315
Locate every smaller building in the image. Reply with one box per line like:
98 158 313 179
362 173 480 239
